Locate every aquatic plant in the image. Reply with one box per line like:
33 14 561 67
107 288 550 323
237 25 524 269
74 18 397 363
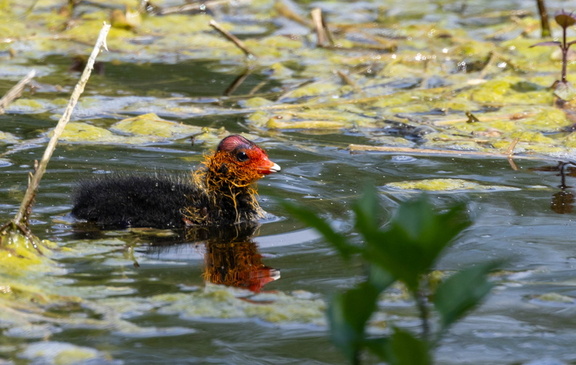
284 188 499 365
532 10 576 101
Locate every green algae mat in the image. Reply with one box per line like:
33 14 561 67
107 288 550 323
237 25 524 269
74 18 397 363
1 0 576 158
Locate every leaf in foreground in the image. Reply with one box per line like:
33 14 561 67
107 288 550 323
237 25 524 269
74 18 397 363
387 327 432 365
364 195 471 292
327 282 383 364
281 201 359 259
433 261 500 332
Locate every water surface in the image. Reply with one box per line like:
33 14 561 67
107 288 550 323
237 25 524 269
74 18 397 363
3 0 576 364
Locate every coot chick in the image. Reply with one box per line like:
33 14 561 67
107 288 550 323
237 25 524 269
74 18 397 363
71 135 280 229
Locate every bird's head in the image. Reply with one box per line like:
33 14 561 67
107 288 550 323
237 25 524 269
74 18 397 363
206 135 281 186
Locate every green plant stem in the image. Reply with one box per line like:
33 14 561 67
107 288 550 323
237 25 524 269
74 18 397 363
352 351 361 365
415 289 430 342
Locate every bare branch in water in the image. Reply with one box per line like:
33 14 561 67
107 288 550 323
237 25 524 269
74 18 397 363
536 0 551 38
274 0 312 27
223 69 252 96
12 22 111 226
0 70 36 115
335 70 362 93
209 20 255 59
311 8 334 47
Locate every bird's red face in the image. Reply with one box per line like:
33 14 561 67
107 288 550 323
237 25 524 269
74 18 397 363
210 135 281 184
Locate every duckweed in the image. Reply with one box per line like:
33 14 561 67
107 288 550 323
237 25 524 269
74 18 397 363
384 178 519 192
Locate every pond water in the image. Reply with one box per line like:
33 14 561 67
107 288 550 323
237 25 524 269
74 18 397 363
3 91 576 364
3 0 576 364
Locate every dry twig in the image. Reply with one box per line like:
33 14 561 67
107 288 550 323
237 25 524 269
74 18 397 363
536 0 551 38
0 70 36 114
223 69 252 96
7 22 111 230
335 70 362 94
274 0 312 27
311 8 328 47
209 20 255 58
505 138 520 170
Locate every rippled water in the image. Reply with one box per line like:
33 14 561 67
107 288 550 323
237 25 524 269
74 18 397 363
3 0 576 364
3 108 576 364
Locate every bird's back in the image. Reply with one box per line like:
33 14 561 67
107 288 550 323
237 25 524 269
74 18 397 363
71 173 200 229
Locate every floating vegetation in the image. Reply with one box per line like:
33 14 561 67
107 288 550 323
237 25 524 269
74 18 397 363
19 341 112 365
98 284 326 326
0 0 574 158
0 229 56 273
384 178 520 192
57 113 223 144
529 292 576 305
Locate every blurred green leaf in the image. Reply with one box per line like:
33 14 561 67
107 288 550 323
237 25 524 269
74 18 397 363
286 190 489 364
328 282 382 363
363 195 471 292
363 337 389 362
352 185 386 242
433 261 499 331
367 263 395 292
388 327 432 365
361 230 422 292
281 201 359 259
393 195 470 252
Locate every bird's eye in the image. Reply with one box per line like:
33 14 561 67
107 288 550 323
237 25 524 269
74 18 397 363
236 151 249 162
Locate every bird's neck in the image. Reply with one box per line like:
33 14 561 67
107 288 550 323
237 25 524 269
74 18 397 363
191 158 264 224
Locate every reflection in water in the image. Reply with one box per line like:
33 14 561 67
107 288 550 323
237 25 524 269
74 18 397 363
550 162 576 214
203 234 279 292
551 190 575 214
535 161 576 214
144 222 280 292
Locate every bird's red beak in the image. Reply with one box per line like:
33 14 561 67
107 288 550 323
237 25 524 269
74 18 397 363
258 156 281 175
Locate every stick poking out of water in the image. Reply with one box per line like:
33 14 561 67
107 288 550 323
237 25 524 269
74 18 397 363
311 8 334 47
209 20 255 59
0 70 36 115
11 22 111 226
